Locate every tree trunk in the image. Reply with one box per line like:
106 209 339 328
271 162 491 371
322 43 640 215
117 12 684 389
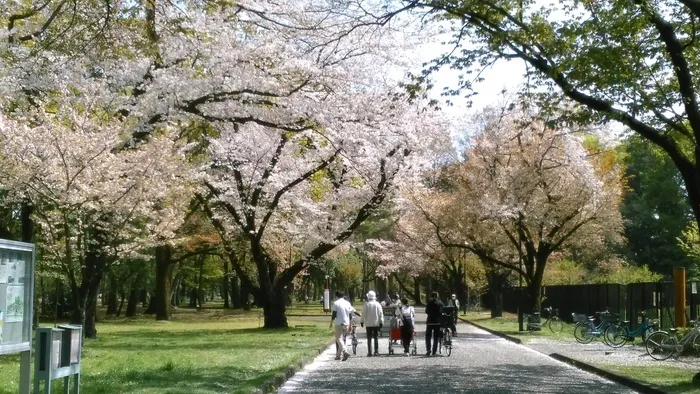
69 287 86 328
189 288 198 308
485 270 505 318
21 202 38 328
20 202 33 243
144 295 157 314
263 290 288 328
413 276 422 305
106 273 118 316
230 273 241 308
453 268 466 314
125 288 139 317
196 255 205 308
154 245 174 320
72 228 108 339
116 291 126 317
526 250 550 313
285 284 294 307
240 280 251 311
84 282 100 338
223 259 230 308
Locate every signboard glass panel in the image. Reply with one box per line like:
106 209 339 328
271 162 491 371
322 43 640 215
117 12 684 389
0 241 34 355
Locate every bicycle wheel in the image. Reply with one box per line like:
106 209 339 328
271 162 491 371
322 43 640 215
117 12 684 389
646 331 676 360
692 333 700 357
548 317 564 334
604 324 627 348
574 323 594 344
444 330 452 357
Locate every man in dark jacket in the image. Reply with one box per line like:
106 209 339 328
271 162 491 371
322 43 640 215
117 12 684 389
424 291 444 356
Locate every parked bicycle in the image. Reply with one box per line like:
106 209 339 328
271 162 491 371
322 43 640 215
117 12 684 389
542 307 563 333
604 311 658 348
573 310 619 345
645 320 700 360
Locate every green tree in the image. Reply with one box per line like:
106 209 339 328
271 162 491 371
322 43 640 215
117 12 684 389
370 0 700 241
620 136 694 275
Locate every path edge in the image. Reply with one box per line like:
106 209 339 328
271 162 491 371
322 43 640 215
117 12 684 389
460 317 664 394
252 337 335 394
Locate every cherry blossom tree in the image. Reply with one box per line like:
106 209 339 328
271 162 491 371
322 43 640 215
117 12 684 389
0 85 193 337
414 107 624 313
1 1 452 329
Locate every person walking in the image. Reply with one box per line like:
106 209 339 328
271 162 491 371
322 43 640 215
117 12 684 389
448 294 460 336
424 291 444 356
330 291 354 361
361 290 384 357
396 297 415 356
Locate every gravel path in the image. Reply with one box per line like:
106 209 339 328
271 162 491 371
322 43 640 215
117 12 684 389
278 312 638 393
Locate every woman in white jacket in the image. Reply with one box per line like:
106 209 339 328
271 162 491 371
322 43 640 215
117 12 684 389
361 291 384 357
396 298 415 356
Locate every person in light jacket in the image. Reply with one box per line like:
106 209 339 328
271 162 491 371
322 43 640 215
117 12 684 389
361 290 384 357
396 298 415 356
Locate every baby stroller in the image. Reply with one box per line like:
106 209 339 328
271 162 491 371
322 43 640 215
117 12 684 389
379 307 395 338
388 322 417 355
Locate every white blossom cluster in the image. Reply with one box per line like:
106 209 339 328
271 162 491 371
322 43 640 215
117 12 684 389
0 0 453 278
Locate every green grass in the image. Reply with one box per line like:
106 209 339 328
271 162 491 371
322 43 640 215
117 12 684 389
0 307 332 394
602 365 699 393
286 302 332 316
462 311 577 342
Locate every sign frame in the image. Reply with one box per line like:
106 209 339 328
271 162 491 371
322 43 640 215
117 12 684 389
0 239 35 356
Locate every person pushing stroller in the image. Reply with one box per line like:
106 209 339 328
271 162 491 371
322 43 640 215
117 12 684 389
396 298 415 356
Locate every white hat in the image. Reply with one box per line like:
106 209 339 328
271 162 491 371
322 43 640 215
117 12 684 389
367 290 376 299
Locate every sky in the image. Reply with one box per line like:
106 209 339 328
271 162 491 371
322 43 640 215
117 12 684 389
407 24 528 113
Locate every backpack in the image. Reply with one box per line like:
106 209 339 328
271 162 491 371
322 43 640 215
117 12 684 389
400 307 414 328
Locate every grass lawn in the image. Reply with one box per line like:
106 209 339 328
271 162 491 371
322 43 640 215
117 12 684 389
462 310 577 342
286 302 332 316
603 365 699 393
0 306 332 394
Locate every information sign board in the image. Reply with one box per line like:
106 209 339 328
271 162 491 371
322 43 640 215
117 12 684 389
0 240 34 356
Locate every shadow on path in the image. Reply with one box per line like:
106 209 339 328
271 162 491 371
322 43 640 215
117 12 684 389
283 363 626 393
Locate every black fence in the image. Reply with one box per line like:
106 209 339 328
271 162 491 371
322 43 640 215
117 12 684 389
501 281 700 330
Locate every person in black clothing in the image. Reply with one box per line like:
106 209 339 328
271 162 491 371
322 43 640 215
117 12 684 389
424 291 444 356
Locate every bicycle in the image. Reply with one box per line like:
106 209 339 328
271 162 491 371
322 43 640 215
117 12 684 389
645 321 700 360
537 307 563 333
437 310 454 357
340 314 360 355
604 311 658 348
573 310 619 345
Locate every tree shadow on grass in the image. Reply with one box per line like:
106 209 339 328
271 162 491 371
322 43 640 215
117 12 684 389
51 364 280 394
86 327 328 351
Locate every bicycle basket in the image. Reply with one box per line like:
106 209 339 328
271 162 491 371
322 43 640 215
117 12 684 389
600 312 620 323
571 313 588 323
439 314 454 328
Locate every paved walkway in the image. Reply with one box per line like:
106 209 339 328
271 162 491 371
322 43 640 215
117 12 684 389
279 312 637 393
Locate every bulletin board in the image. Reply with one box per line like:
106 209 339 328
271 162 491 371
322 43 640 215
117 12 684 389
0 240 34 355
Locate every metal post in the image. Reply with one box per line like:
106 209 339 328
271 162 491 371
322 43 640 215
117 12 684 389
19 349 31 394
674 267 686 328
